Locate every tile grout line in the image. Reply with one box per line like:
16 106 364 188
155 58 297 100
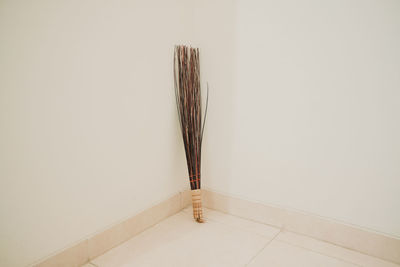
208 219 279 240
244 229 282 266
184 207 280 240
285 229 400 266
84 208 393 267
201 207 364 266
277 238 363 267
203 205 285 233
204 190 400 265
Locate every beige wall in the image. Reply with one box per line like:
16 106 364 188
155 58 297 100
227 0 400 237
194 0 400 239
0 1 192 266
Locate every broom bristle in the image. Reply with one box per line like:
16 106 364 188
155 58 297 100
174 45 208 222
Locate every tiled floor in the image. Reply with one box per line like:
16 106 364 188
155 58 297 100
83 208 400 267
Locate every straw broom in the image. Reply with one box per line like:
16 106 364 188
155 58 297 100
174 45 208 223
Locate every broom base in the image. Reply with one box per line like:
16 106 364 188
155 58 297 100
191 189 204 223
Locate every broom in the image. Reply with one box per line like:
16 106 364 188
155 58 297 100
174 45 208 223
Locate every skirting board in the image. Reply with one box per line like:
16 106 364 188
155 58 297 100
33 189 399 266
202 189 400 265
33 191 192 267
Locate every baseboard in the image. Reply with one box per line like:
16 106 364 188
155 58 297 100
202 189 400 265
33 188 400 266
33 190 190 267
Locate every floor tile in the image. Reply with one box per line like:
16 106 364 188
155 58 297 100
92 211 271 267
183 207 280 238
91 209 400 267
247 240 358 267
88 194 181 259
276 231 400 267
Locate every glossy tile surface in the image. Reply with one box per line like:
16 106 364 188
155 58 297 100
91 210 275 267
88 209 400 267
247 240 358 267
203 190 400 264
276 231 400 267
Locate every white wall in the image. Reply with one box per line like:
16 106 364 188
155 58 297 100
0 1 191 266
225 0 400 237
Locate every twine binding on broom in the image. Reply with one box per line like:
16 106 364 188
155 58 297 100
191 189 203 223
